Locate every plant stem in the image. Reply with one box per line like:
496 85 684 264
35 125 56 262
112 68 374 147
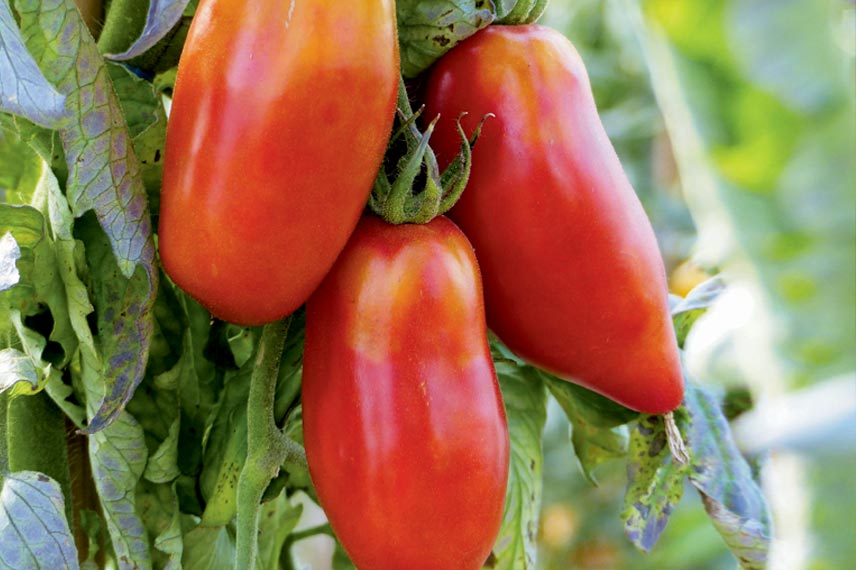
6 391 74 522
0 392 9 479
95 0 147 54
235 317 291 570
287 523 334 544
664 411 690 465
282 436 307 470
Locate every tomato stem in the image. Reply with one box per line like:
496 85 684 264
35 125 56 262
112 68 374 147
370 76 486 224
285 522 334 544
0 392 8 478
235 317 292 570
664 411 690 465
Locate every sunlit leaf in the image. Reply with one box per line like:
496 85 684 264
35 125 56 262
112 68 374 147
0 471 78 569
684 384 771 569
0 233 20 293
15 0 157 432
0 2 67 128
0 347 40 393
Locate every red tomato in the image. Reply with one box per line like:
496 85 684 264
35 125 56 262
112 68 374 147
302 216 509 570
424 25 683 413
158 0 398 325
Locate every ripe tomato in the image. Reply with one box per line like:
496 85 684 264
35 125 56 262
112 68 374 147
302 216 509 570
158 0 398 325
424 25 683 413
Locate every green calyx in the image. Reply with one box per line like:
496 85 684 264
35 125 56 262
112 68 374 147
370 77 491 225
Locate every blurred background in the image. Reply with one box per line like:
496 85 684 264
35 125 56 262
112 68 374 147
532 1 856 569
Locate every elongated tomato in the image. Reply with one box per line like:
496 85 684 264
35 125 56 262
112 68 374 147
302 216 509 570
159 0 398 325
424 25 683 413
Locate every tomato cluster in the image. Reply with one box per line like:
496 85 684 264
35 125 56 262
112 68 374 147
159 4 683 568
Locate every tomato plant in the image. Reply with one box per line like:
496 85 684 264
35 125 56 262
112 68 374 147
2 0 842 568
424 25 684 413
302 215 509 570
158 0 399 325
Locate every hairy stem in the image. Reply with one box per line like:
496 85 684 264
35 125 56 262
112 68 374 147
0 392 8 478
235 317 291 570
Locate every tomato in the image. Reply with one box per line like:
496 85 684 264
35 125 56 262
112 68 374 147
302 216 509 570
158 0 398 325
424 25 683 413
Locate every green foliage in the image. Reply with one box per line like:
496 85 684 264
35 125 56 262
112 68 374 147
546 374 638 484
488 355 548 569
396 0 495 78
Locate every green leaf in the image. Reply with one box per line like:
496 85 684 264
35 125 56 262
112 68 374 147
3 310 54 394
16 0 157 279
200 316 304 526
198 364 250 526
0 471 78 569
0 2 67 128
547 374 638 483
487 359 547 570
105 62 167 216
0 127 43 205
74 214 155 433
182 525 236 570
169 281 217 422
87 410 151 569
135 480 183 570
144 417 181 484
103 0 192 61
683 384 771 569
396 0 495 78
0 348 40 393
25 158 86 367
15 0 158 431
622 413 689 552
671 276 726 347
495 0 549 25
0 204 46 316
256 494 302 570
106 63 163 139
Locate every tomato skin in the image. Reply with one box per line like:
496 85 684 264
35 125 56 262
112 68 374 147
302 216 509 570
424 26 683 413
158 0 398 325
